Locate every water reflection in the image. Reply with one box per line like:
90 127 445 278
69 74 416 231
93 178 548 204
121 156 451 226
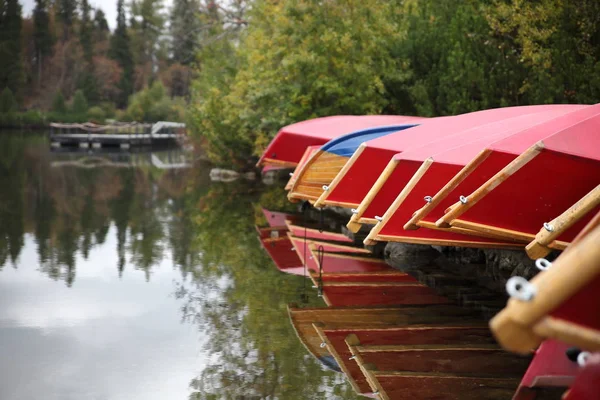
0 133 358 400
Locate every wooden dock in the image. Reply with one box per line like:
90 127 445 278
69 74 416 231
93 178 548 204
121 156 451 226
50 121 186 149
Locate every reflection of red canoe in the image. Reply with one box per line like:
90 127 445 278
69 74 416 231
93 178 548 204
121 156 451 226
440 104 600 244
287 305 481 375
285 220 353 243
361 106 585 247
256 226 304 275
314 325 495 395
260 208 297 228
257 115 424 167
318 106 565 213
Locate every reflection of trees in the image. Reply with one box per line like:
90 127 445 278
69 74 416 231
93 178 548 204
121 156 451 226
0 134 201 285
179 183 359 400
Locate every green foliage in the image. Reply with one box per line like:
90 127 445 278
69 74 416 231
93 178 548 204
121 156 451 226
71 90 88 115
190 0 600 170
86 105 106 122
190 0 405 168
0 87 18 113
123 81 184 122
52 91 67 113
56 0 76 39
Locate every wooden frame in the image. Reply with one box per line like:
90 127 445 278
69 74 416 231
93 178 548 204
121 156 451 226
287 149 349 203
403 149 492 230
525 185 600 259
285 146 321 190
490 223 600 354
314 144 367 208
436 143 544 229
347 156 400 233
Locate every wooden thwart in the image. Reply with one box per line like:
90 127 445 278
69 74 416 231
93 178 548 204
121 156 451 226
525 185 600 259
490 222 600 354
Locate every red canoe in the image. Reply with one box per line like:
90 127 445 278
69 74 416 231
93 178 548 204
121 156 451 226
318 105 571 214
361 106 586 247
257 115 424 167
439 103 600 244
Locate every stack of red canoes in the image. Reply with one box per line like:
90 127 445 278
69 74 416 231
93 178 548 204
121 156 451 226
256 104 600 399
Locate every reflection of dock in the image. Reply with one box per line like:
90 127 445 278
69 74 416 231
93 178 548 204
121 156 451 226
50 148 192 170
50 121 186 149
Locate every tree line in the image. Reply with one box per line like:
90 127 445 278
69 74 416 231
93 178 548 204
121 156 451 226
188 0 600 169
0 0 207 124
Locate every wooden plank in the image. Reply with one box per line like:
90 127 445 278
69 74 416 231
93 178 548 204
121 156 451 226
526 186 600 259
490 224 600 354
363 158 434 245
437 143 544 227
347 157 399 234
315 144 366 208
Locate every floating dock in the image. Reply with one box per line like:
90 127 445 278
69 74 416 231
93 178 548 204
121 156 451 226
50 121 186 149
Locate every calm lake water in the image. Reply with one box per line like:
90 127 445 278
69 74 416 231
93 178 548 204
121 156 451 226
0 133 358 400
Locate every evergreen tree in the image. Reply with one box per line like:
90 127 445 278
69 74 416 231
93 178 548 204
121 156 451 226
110 0 134 107
0 0 23 98
56 0 76 39
33 0 53 84
170 0 201 65
94 8 109 33
78 0 98 103
130 0 166 82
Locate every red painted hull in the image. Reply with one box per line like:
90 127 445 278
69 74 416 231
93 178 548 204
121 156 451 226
286 222 353 242
448 104 600 242
513 340 577 400
326 105 577 208
258 115 424 166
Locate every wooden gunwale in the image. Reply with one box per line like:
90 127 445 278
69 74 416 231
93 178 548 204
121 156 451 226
450 219 569 250
347 157 400 233
366 234 524 249
416 220 528 243
363 158 434 245
260 157 298 168
314 144 367 208
525 185 600 259
312 323 365 395
356 343 501 352
285 220 351 242
346 334 390 399
437 143 544 228
490 223 600 354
